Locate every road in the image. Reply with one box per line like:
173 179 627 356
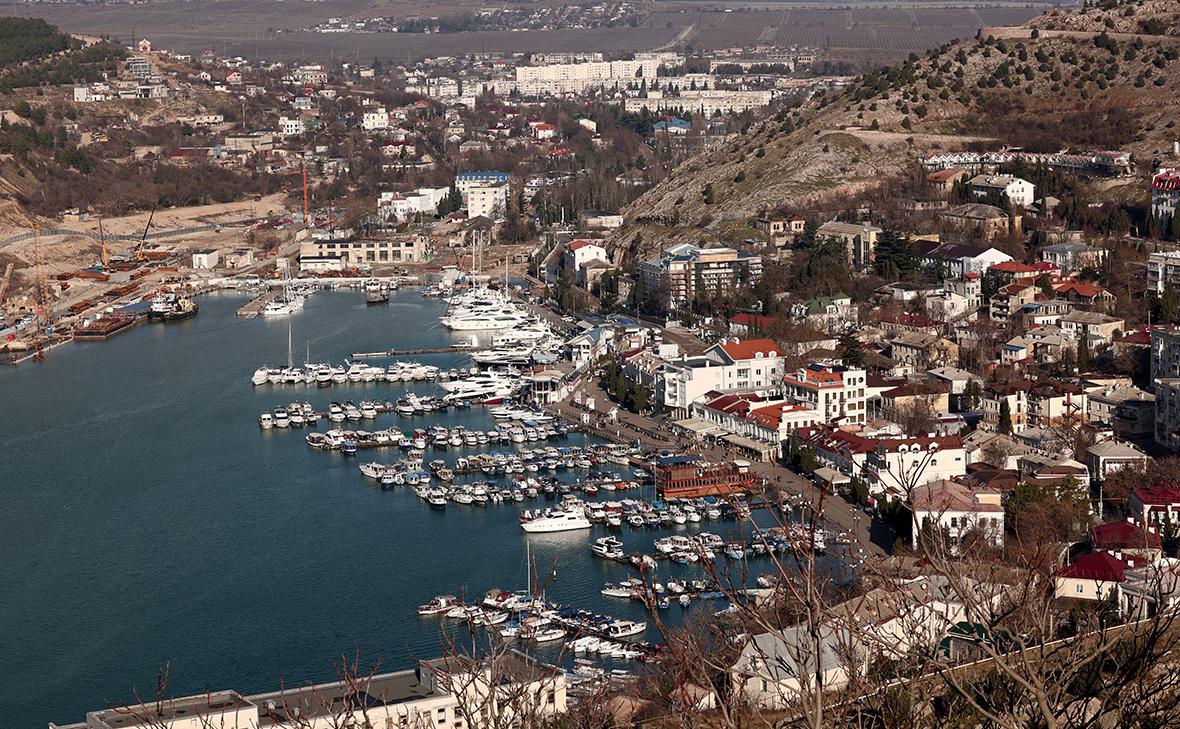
550 377 889 556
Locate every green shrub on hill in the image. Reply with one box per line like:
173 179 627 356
0 17 69 65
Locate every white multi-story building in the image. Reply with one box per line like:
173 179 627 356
660 339 784 417
638 243 763 312
969 174 1035 207
1154 329 1180 452
455 171 510 199
622 89 774 116
781 362 868 425
361 106 389 131
277 116 303 137
377 187 449 221
466 181 510 219
1148 251 1180 295
515 58 661 95
301 232 429 265
1153 167 1180 224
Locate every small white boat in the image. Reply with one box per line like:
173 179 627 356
417 595 458 616
529 628 566 643
258 413 274 429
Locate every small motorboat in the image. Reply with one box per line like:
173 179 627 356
417 595 458 616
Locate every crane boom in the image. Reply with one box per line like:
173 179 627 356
136 206 156 261
0 261 13 303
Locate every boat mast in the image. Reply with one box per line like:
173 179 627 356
287 320 293 369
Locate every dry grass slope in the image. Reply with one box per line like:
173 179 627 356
613 2 1180 259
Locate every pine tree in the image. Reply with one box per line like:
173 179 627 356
1077 335 1091 373
998 398 1013 435
839 329 866 367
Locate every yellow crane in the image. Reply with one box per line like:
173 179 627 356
33 226 54 361
0 261 13 304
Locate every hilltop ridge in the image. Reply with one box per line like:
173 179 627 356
612 3 1180 258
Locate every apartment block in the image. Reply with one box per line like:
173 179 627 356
638 243 762 312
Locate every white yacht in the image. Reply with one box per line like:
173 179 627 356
520 508 592 533
441 309 527 331
259 412 274 429
262 300 293 317
251 368 273 386
471 347 534 366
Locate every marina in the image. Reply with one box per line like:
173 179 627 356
0 289 843 725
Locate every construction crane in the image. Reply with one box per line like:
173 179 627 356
33 227 54 362
0 261 13 305
97 216 109 269
280 156 310 224
135 206 156 262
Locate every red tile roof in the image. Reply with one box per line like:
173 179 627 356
1091 521 1162 550
1055 281 1108 299
1132 484 1180 506
729 313 775 329
1056 551 1147 582
566 239 600 251
989 261 1041 274
718 338 780 361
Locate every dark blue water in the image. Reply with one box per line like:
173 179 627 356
0 290 780 727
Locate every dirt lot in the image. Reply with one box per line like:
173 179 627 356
0 193 291 282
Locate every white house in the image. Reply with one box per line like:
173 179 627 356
1086 440 1150 481
191 249 219 269
969 174 1035 207
911 480 1004 551
278 116 303 138
362 106 389 131
563 239 609 273
660 339 784 417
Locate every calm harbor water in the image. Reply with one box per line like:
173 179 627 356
1 289 776 727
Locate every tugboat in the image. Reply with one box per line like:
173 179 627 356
148 293 199 322
364 279 389 305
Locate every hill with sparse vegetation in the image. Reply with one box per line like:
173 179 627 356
611 2 1180 258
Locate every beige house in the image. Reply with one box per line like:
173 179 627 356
1061 311 1125 347
817 221 882 272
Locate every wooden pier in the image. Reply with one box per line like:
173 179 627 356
351 346 470 357
237 288 283 319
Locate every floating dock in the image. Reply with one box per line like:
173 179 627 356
237 288 284 319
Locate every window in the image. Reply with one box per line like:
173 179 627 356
1076 584 1084 594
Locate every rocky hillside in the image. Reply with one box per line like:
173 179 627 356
1029 0 1179 36
612 4 1180 258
